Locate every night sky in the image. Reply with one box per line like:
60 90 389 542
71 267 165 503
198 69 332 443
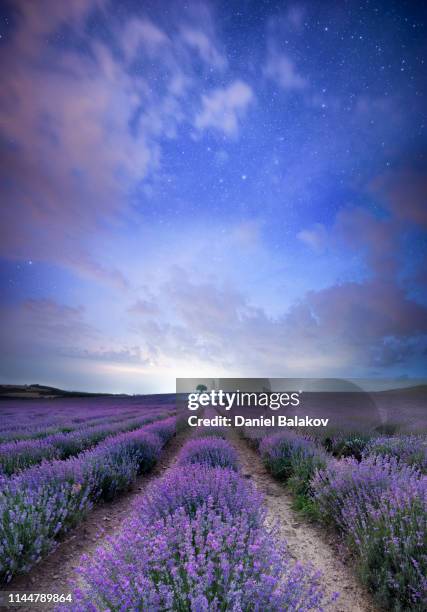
0 0 426 393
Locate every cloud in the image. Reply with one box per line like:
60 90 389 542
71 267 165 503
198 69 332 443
0 298 155 370
0 11 155 284
331 159 427 282
297 223 327 253
69 346 153 366
305 280 426 344
371 166 427 229
121 263 427 377
370 335 427 368
286 5 306 30
122 18 170 59
265 53 307 90
333 207 397 278
194 81 254 136
0 299 97 356
0 0 235 285
11 0 106 47
3 236 426 385
180 27 227 69
129 299 161 317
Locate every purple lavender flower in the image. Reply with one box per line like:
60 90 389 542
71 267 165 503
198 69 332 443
364 435 427 473
313 454 427 609
177 437 238 470
259 431 328 495
135 464 264 524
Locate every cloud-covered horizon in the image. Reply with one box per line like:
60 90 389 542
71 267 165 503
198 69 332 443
1 0 426 392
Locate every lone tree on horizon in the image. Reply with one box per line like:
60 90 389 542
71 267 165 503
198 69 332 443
196 383 208 393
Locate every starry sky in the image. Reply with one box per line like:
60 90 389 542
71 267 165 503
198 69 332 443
0 0 426 393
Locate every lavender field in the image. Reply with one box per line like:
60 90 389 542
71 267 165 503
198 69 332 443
0 398 426 611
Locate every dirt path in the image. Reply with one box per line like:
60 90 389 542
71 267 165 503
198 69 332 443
3 428 190 611
229 430 377 612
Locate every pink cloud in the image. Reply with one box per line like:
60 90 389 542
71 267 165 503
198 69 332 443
195 81 254 136
265 53 307 90
297 223 327 253
122 18 170 59
371 167 427 229
129 299 161 317
0 299 98 356
180 27 227 69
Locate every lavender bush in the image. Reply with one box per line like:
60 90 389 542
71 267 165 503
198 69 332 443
82 430 163 501
0 469 93 583
364 435 427 473
0 401 173 443
312 455 422 522
178 436 238 470
0 439 60 475
144 417 177 443
260 432 328 496
321 431 372 460
70 504 327 612
313 455 427 610
136 464 263 524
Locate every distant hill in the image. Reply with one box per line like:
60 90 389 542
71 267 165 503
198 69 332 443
0 384 123 400
0 384 178 403
377 384 427 395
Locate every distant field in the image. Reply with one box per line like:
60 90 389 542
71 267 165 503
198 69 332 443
0 393 175 421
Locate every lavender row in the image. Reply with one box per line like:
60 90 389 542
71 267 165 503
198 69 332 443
0 411 173 475
0 411 141 442
192 405 228 440
240 421 427 473
313 455 427 610
0 398 175 434
0 406 170 443
259 430 328 498
177 435 239 470
67 435 330 611
363 434 427 473
307 429 427 471
239 418 427 471
0 403 135 433
244 427 427 610
0 417 177 583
